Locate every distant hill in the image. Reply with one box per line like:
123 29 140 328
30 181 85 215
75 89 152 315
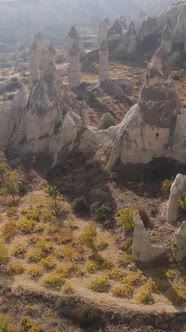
0 0 174 49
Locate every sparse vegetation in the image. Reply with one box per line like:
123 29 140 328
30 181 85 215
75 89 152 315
91 202 112 221
116 208 137 231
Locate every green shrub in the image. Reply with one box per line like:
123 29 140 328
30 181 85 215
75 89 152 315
72 196 89 213
116 208 137 231
161 178 174 194
91 202 112 221
98 113 116 130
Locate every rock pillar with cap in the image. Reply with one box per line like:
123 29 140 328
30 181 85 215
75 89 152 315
68 40 81 90
99 41 110 82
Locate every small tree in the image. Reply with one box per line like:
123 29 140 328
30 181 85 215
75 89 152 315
2 170 20 204
46 185 62 215
0 162 8 186
98 113 116 130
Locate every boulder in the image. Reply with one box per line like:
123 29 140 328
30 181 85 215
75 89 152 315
166 174 186 224
132 213 166 263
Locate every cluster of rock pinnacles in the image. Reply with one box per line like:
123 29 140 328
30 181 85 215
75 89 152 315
19 12 186 265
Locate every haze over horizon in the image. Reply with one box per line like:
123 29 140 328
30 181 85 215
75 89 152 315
0 0 175 49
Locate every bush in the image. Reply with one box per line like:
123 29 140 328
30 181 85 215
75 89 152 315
112 284 133 298
12 243 26 258
6 262 24 275
56 262 75 277
42 272 65 288
178 192 186 211
0 314 13 332
80 224 97 249
0 238 8 267
71 196 89 213
135 278 156 305
18 217 37 234
161 178 174 195
27 248 47 263
26 264 44 279
89 276 110 293
98 113 116 130
122 254 134 267
1 220 17 240
91 202 112 222
123 237 133 252
116 208 137 231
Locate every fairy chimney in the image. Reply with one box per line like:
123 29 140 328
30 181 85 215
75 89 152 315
147 46 171 83
99 41 110 82
68 40 81 90
48 43 56 68
30 40 40 84
161 20 173 54
40 48 48 75
97 17 110 47
66 26 84 62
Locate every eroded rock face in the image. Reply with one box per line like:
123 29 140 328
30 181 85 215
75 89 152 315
173 221 186 262
166 174 186 224
0 85 29 148
132 213 166 263
108 79 181 170
8 65 87 166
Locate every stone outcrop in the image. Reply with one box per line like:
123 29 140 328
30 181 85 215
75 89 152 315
107 19 123 41
30 33 56 84
99 41 110 82
30 40 40 83
8 65 88 166
48 43 56 68
125 22 137 55
119 16 128 30
161 20 173 54
93 3 186 64
0 85 29 148
172 221 186 262
166 174 186 224
68 40 81 90
147 46 171 82
65 26 84 63
108 78 181 170
97 17 110 47
132 213 166 263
